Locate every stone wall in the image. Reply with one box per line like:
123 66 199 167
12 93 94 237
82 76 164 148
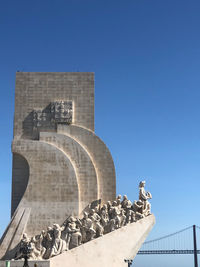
14 72 95 138
11 154 29 216
11 72 116 237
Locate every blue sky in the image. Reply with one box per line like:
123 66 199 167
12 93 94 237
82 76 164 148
1 0 200 266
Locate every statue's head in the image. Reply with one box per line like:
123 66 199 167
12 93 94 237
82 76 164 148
102 204 107 210
137 200 143 205
68 223 73 228
83 212 88 218
123 195 128 200
117 194 122 200
107 201 111 207
90 209 95 215
53 224 60 230
69 216 76 222
22 233 28 239
139 181 146 188
112 201 117 206
117 199 121 205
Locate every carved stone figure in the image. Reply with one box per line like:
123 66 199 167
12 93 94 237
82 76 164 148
100 204 115 233
116 194 122 201
15 233 31 260
109 201 121 230
30 231 46 259
89 209 104 237
100 204 109 227
81 212 96 243
29 238 41 260
132 200 145 219
65 217 82 249
120 209 127 227
53 101 73 124
139 181 152 202
106 201 112 215
142 200 151 217
121 195 132 210
14 181 152 261
33 101 73 130
138 180 152 216
116 199 122 209
126 209 136 224
51 224 67 257
43 227 53 259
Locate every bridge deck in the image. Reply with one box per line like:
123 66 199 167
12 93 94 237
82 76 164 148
138 250 200 255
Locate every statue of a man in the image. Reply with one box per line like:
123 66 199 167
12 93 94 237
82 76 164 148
139 181 152 202
138 181 152 216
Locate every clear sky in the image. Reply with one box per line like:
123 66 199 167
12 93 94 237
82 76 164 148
1 0 200 266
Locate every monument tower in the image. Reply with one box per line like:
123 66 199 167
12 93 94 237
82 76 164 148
11 72 116 236
0 72 155 267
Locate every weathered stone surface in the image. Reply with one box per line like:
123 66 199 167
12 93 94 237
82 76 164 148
8 183 152 262
14 72 95 138
0 215 155 267
10 72 116 237
0 208 30 260
57 124 116 203
0 72 155 265
50 215 155 267
39 132 98 212
0 260 50 267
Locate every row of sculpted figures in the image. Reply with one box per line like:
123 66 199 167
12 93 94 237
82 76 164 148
15 181 152 260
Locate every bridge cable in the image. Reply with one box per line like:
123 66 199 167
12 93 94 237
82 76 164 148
143 225 193 245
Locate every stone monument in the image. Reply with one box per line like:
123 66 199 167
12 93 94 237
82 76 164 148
0 72 155 267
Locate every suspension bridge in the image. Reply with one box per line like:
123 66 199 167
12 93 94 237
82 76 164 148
126 225 200 267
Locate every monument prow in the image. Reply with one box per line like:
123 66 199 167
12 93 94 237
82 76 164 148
49 215 155 267
0 215 155 267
